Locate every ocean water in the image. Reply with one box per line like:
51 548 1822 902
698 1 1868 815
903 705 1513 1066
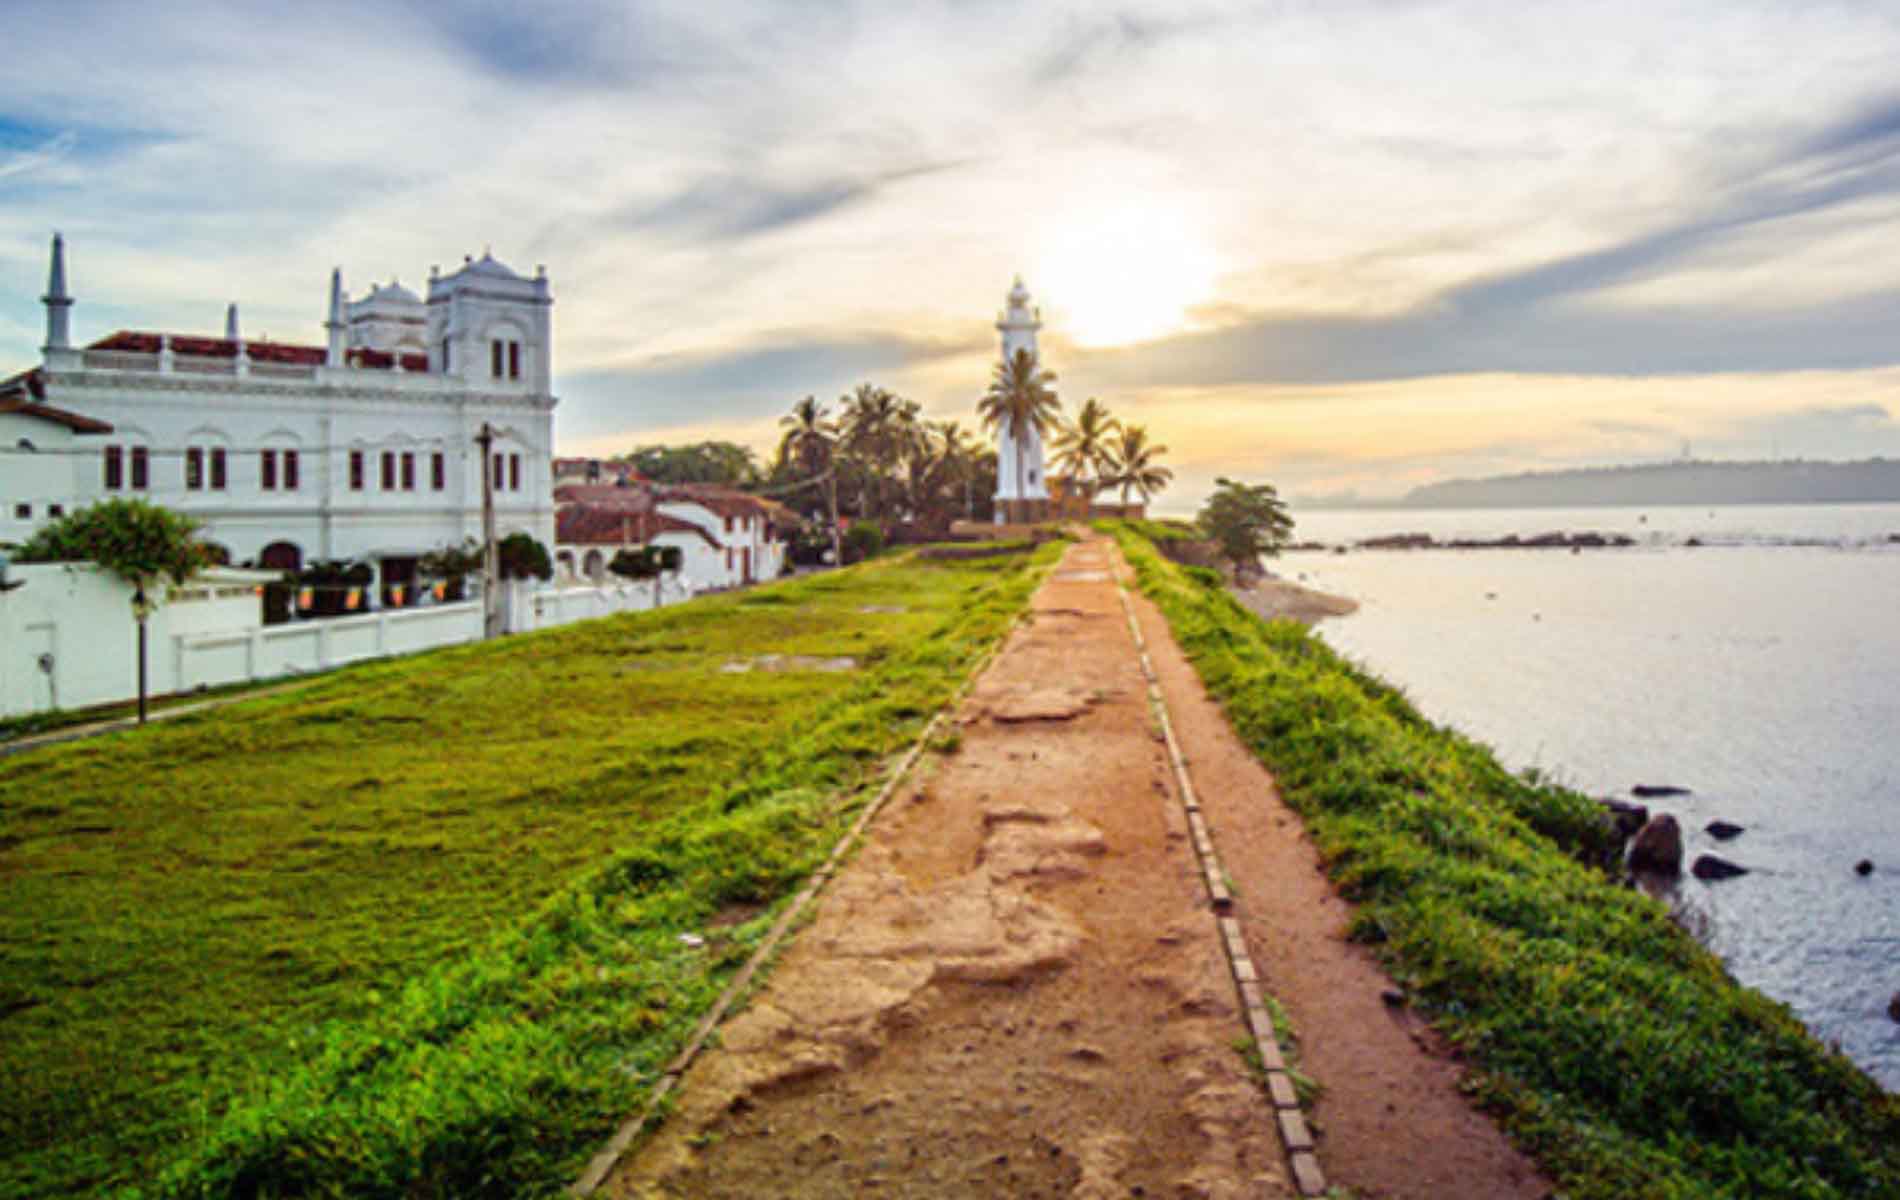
1280 503 1900 1091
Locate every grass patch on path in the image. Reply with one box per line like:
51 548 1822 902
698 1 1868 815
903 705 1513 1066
0 546 1054 1198
1108 524 1900 1199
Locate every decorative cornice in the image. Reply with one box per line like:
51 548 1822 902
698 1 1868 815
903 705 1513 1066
45 369 556 412
427 287 552 307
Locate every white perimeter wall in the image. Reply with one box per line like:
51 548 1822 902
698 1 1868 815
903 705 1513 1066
1 563 706 720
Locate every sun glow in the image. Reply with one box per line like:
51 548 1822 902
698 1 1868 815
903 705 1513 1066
1034 202 1218 348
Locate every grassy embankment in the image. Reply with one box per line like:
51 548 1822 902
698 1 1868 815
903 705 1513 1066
0 544 1055 1199
1109 524 1900 1199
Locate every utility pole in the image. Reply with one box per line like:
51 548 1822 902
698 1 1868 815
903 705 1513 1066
132 583 152 723
826 465 843 569
477 422 499 638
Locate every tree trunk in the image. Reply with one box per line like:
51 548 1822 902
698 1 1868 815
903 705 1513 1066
133 587 149 725
827 470 843 567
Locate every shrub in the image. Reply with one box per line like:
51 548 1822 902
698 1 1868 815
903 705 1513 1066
842 522 885 564
609 547 660 580
498 533 553 582
13 497 211 590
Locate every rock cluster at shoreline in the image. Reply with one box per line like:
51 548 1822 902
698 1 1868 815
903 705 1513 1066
1348 530 1638 552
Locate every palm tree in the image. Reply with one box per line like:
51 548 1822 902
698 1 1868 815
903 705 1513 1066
1050 397 1121 502
978 348 1060 522
839 384 921 521
906 419 985 527
778 395 841 565
1107 424 1173 508
778 395 832 474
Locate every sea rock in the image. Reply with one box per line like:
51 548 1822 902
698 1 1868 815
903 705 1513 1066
1360 532 1434 550
1628 815 1684 874
1705 820 1745 841
1691 854 1749 881
1599 798 1650 839
1855 859 1875 877
1632 784 1692 798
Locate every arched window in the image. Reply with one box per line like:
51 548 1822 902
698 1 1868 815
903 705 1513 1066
259 542 303 572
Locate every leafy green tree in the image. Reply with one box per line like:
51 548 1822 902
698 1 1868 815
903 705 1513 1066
1106 424 1173 507
617 442 762 487
1050 397 1121 499
14 498 213 722
1197 476 1295 577
978 349 1061 520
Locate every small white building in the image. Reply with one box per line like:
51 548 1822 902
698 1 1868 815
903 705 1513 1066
553 482 787 592
3 234 557 602
0 381 114 546
655 486 786 589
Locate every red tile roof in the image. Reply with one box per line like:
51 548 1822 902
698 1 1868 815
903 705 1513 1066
556 505 718 548
0 366 45 402
0 370 113 433
655 484 775 520
554 483 655 512
87 331 427 373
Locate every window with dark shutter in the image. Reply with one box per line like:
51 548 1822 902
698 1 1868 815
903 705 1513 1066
491 340 503 378
105 445 123 490
509 453 520 491
131 447 149 490
262 450 278 491
211 448 227 490
508 342 520 379
186 448 204 490
350 450 365 491
431 451 445 490
493 453 504 489
401 452 415 491
284 450 299 491
382 451 395 490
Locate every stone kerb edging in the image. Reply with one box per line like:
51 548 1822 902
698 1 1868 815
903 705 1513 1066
567 585 1039 1197
1113 564 1331 1199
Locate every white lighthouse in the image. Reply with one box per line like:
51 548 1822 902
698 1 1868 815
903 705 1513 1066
993 276 1050 523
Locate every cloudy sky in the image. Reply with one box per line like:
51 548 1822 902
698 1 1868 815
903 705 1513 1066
5 0 1900 509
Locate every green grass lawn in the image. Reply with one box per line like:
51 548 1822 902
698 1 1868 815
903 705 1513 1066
1109 524 1900 1200
0 547 1053 1198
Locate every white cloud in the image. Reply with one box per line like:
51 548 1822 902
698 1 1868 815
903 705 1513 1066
4 1 1900 508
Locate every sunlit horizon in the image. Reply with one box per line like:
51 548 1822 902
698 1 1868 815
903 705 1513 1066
6 2 1900 508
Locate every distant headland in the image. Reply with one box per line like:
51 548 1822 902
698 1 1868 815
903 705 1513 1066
1307 458 1900 510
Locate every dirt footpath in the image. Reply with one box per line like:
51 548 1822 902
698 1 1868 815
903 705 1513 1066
603 536 1546 1200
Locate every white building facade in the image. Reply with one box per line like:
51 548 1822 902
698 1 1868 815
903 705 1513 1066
993 276 1050 521
0 389 113 546
552 482 787 593
1 236 556 602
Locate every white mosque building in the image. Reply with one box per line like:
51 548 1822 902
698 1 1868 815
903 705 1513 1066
0 235 556 604
992 277 1051 524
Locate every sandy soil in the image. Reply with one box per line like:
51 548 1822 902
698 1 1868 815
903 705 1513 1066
602 536 1545 1200
1227 578 1358 627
